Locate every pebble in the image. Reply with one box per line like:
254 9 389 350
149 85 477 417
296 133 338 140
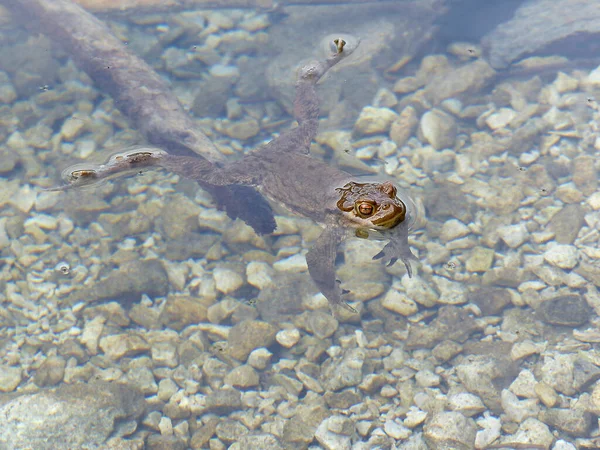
227 320 277 361
485 107 517 130
79 315 105 355
276 328 301 348
423 411 476 449
389 105 418 147
404 407 428 428
151 341 179 368
216 117 259 140
99 333 150 360
536 294 591 326
354 106 398 135
535 382 558 408
246 261 275 290
315 416 351 450
224 365 259 388
543 244 579 269
34 355 66 387
213 267 245 294
247 347 272 370
384 419 411 440
432 276 466 305
439 218 470 242
127 367 158 395
511 339 545 360
420 109 457 150
465 246 495 272
475 413 502 449
497 223 528 248
158 416 173 436
447 392 486 417
158 379 179 402
425 59 496 104
9 185 37 213
415 369 440 387
501 389 540 423
159 295 208 331
273 254 307 273
0 365 22 392
380 289 418 316
540 408 593 437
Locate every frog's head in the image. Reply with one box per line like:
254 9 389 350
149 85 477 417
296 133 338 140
335 181 407 230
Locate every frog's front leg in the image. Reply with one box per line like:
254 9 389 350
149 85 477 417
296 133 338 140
373 220 418 276
305 225 357 314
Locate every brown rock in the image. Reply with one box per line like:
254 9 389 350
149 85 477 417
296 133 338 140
549 204 585 245
99 333 150 360
159 295 208 331
227 320 277 361
389 105 418 147
34 355 66 387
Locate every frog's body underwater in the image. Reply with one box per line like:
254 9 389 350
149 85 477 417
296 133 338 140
54 38 419 313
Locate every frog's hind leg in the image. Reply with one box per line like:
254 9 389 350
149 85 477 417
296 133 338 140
306 225 358 314
287 36 359 154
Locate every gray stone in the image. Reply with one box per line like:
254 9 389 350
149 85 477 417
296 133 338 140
467 287 511 316
406 306 479 350
423 411 476 449
151 341 179 368
224 365 259 388
536 295 591 327
550 204 585 244
420 109 457 150
572 358 600 392
540 408 594 437
65 259 168 306
544 245 579 269
322 348 365 391
127 366 158 395
228 433 284 450
282 402 329 447
227 320 277 361
0 382 144 450
315 416 352 450
215 420 249 444
204 387 242 415
424 59 496 104
455 343 517 411
482 0 600 69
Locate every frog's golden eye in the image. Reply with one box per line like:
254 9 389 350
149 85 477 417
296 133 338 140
356 202 374 217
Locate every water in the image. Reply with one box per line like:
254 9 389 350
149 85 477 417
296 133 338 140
0 0 599 449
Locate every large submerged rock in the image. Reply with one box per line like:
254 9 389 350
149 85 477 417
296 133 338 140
0 382 145 449
482 0 600 68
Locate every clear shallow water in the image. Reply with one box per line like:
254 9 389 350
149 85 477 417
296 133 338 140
0 0 599 449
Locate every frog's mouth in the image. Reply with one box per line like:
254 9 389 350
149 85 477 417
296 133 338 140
335 181 406 230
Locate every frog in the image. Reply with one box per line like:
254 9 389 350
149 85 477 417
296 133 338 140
53 37 419 313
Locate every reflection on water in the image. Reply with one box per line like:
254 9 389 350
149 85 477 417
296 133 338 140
0 0 600 449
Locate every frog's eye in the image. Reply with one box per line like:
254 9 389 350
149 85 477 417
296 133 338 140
69 169 96 180
356 202 374 217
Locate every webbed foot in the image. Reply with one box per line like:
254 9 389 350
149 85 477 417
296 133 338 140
373 233 418 277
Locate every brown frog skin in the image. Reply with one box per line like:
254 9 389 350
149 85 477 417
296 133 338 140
55 38 418 313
